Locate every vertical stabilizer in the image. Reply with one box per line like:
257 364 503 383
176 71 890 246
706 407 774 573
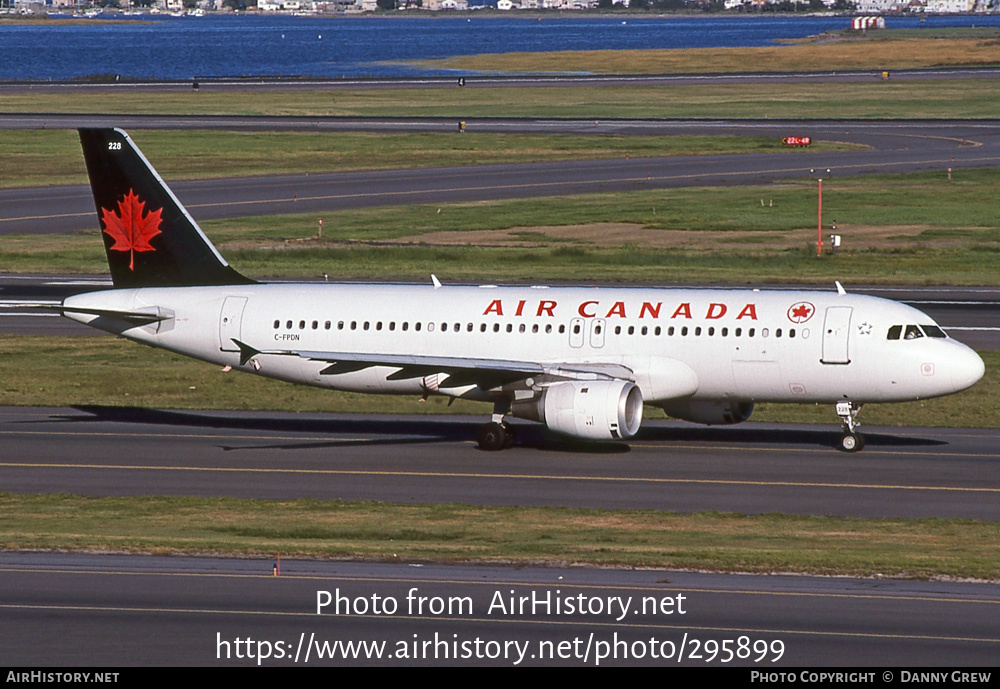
78 128 253 288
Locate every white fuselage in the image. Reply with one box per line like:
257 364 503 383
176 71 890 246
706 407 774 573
63 282 985 412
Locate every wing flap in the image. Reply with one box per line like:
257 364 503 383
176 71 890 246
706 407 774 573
230 340 633 390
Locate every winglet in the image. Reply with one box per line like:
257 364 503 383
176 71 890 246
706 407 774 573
232 339 261 366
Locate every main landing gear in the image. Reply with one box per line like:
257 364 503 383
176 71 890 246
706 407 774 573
836 401 864 452
477 400 516 451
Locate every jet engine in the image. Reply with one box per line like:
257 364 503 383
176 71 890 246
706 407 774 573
511 380 643 440
659 399 754 426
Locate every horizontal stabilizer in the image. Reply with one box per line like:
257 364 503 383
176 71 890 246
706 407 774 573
59 304 172 325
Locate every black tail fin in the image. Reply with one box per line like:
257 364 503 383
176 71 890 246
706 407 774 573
78 128 254 288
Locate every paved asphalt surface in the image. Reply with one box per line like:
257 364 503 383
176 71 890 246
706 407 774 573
2 117 999 235
2 406 999 520
2 67 999 93
2 553 997 666
2 108 998 667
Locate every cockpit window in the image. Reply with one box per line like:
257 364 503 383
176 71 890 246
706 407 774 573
887 325 902 340
921 324 947 338
904 325 924 340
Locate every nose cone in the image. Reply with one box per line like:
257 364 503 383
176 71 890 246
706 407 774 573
948 344 985 394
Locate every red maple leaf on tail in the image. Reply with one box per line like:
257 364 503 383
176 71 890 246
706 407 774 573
101 189 163 271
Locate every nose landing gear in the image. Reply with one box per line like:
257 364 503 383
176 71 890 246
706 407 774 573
836 401 864 452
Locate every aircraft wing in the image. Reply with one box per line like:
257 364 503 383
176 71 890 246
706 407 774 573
231 339 633 390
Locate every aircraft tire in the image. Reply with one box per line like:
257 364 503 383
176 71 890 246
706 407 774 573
477 422 508 451
839 432 864 452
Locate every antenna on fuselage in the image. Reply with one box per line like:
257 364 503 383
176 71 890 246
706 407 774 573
835 281 847 296
431 274 442 289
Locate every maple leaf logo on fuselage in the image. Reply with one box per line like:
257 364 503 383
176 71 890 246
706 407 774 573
101 189 163 271
786 302 815 324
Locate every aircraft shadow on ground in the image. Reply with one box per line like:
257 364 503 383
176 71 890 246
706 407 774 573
46 406 949 452
637 425 948 449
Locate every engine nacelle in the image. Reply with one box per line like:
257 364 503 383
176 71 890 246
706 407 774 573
511 380 643 440
659 399 754 426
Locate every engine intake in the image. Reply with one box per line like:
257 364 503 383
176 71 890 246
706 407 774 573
512 380 643 440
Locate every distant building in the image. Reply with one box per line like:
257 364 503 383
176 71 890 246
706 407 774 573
924 0 973 9
854 0 898 11
422 0 468 8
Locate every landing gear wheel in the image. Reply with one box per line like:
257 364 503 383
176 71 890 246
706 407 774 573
477 422 507 451
835 401 865 453
501 422 516 448
839 432 865 453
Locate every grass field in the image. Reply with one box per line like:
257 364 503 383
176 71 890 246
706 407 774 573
5 167 998 285
410 31 1000 75
1 493 996 579
3 79 997 119
0 129 860 188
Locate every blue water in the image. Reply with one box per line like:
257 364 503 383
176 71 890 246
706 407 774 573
3 14 999 81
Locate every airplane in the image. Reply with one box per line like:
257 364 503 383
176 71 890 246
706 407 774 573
60 128 985 452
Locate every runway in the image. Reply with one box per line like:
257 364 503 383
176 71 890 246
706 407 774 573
3 553 997 666
2 118 999 235
2 406 998 521
3 67 999 94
